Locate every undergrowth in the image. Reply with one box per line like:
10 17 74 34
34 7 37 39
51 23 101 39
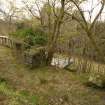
0 80 39 105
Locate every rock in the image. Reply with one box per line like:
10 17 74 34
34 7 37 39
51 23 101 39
88 73 105 88
24 47 46 68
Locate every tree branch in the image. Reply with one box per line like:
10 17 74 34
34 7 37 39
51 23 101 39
89 1 104 31
70 0 88 29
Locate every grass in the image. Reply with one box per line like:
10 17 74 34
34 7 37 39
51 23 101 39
0 46 105 105
0 80 39 105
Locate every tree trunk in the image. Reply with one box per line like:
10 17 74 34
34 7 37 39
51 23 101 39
46 21 63 65
46 48 54 65
46 0 65 65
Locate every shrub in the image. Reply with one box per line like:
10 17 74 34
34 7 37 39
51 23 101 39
10 27 48 46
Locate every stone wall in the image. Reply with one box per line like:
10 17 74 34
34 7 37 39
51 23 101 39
24 47 46 68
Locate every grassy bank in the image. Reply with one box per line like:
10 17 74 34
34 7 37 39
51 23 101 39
0 46 105 105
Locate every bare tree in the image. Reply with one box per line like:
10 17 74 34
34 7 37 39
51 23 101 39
66 0 105 61
23 0 104 65
0 0 21 33
23 0 70 65
22 0 45 26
